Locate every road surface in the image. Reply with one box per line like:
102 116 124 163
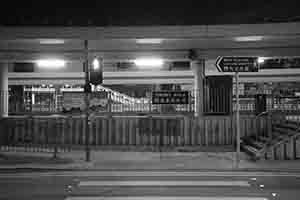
0 171 299 200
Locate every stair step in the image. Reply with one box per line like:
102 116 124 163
259 136 271 142
285 120 300 126
253 141 265 148
241 145 261 160
272 127 297 136
241 145 261 161
268 132 291 146
272 131 287 139
268 137 291 147
274 122 299 130
247 139 265 149
250 135 271 143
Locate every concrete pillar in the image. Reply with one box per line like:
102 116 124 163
191 59 205 117
0 63 8 117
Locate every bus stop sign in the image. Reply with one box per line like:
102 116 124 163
216 57 259 72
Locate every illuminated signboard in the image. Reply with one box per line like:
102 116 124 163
152 91 189 104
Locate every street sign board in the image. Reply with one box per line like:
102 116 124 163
62 91 108 112
152 91 189 104
216 57 259 72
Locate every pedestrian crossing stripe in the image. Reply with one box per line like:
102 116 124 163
78 180 250 187
65 197 268 200
1 171 300 178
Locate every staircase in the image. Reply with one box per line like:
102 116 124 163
241 119 300 160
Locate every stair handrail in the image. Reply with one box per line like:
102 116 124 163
264 110 300 151
254 110 270 142
255 111 269 118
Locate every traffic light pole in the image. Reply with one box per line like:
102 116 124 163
84 40 91 162
235 72 240 168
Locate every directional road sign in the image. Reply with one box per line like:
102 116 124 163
216 56 259 72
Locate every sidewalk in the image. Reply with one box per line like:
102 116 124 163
1 149 300 172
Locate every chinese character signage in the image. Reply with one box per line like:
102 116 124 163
216 57 259 72
62 91 108 112
152 91 189 104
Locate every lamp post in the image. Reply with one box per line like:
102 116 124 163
235 72 240 168
84 40 91 162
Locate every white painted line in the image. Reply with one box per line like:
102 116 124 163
79 180 250 187
65 196 268 200
1 171 300 178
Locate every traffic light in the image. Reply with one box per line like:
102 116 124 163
89 58 103 85
255 94 267 115
84 83 92 93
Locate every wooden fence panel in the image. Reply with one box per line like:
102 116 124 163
127 118 132 145
121 118 126 145
110 117 115 145
296 138 300 159
94 118 99 146
1 114 269 148
101 118 106 145
146 117 151 146
70 118 76 145
123 118 128 145
214 119 219 145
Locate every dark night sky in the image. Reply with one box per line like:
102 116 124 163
1 0 300 26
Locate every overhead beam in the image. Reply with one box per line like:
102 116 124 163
1 46 300 62
7 70 300 85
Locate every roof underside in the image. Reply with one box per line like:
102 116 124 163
1 0 300 26
1 22 300 61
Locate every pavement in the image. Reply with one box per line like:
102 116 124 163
1 147 300 172
2 147 300 200
1 170 300 200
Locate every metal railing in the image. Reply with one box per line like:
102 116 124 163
4 88 300 116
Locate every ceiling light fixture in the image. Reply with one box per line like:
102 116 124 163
234 36 264 42
39 39 65 44
136 38 163 44
36 59 66 68
134 58 164 67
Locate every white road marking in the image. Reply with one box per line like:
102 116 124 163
65 196 268 200
78 180 250 187
0 171 300 178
